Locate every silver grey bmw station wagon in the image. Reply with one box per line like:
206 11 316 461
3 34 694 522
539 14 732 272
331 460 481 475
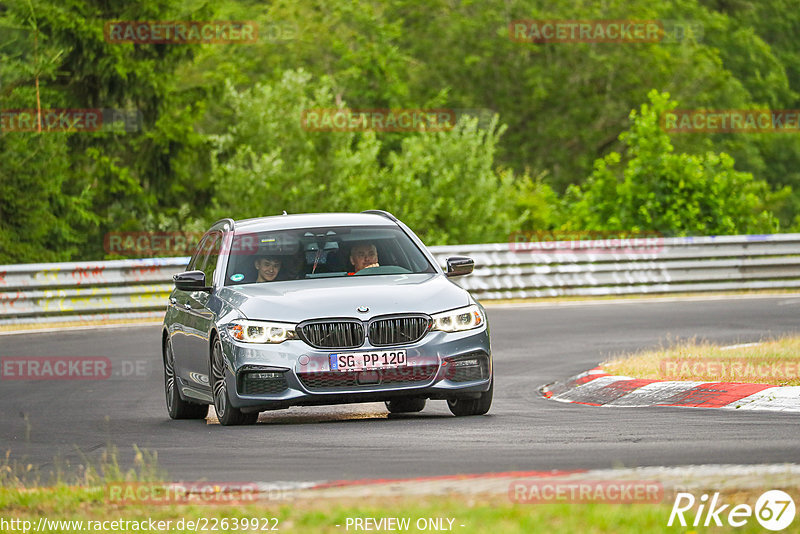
162 210 492 425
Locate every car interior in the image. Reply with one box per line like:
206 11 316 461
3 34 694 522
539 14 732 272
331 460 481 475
224 226 432 286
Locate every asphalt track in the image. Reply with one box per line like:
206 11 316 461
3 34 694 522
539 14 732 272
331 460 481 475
2 295 799 483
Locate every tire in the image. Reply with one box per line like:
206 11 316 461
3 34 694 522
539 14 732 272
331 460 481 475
164 338 208 420
447 378 493 417
211 338 258 426
385 397 427 413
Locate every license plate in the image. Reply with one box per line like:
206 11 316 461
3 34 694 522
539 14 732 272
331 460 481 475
329 350 407 372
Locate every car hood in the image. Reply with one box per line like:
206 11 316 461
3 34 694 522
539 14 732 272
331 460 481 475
220 273 470 322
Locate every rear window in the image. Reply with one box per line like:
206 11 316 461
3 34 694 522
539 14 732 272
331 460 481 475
223 226 435 286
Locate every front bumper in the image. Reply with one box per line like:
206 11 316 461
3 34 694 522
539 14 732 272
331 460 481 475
219 326 492 413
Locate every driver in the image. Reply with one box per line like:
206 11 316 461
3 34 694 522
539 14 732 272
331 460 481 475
349 243 379 273
254 255 282 282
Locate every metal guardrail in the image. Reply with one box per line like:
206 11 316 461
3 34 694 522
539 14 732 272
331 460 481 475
429 233 800 300
2 234 800 325
0 257 189 326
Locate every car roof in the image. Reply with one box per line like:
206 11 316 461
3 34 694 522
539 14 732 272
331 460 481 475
231 212 398 233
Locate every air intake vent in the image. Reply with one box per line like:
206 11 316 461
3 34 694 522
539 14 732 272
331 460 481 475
240 372 288 395
297 365 439 391
444 352 490 382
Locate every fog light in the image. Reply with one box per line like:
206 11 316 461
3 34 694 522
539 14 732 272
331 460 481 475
452 359 479 367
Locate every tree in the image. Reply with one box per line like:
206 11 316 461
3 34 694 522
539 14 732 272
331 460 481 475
208 69 520 245
1 0 215 260
0 3 95 263
562 90 785 235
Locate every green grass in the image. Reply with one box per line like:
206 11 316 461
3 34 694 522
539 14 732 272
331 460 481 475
3 446 797 532
0 445 165 489
1 488 786 533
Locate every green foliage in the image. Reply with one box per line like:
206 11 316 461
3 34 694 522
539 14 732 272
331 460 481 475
208 70 382 219
209 70 518 245
377 115 519 244
512 172 561 232
0 132 96 263
3 0 800 264
563 90 784 236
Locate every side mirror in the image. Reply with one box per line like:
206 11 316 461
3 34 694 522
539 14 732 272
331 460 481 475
445 256 474 277
173 270 210 292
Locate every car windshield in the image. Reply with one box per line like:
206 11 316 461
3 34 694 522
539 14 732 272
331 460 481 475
223 225 435 286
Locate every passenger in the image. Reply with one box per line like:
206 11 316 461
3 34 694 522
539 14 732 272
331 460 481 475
254 255 282 282
349 243 380 273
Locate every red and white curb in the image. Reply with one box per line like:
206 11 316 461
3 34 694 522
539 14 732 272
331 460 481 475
541 367 800 412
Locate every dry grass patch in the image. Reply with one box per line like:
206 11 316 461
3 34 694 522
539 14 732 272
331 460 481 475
602 335 800 386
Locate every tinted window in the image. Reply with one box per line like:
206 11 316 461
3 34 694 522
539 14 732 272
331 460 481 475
186 232 222 287
187 233 214 272
224 226 435 286
200 233 222 285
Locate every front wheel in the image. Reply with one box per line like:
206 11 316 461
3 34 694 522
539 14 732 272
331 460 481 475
212 338 258 426
447 378 493 416
164 338 208 420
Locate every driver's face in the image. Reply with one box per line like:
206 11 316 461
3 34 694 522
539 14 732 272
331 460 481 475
350 244 378 272
254 258 281 282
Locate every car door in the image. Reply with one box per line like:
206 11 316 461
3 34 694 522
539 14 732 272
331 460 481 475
170 233 215 390
183 231 223 390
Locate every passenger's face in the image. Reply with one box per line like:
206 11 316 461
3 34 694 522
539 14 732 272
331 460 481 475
255 258 281 282
350 244 378 272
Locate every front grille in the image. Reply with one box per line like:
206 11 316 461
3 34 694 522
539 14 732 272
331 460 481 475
368 316 431 346
239 371 289 395
298 320 364 349
298 364 438 391
445 353 490 382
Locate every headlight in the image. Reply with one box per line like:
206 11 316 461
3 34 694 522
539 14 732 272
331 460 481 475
227 319 297 344
431 305 485 332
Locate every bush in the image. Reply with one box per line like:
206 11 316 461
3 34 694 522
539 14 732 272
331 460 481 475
0 133 96 263
208 69 520 245
562 90 785 236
